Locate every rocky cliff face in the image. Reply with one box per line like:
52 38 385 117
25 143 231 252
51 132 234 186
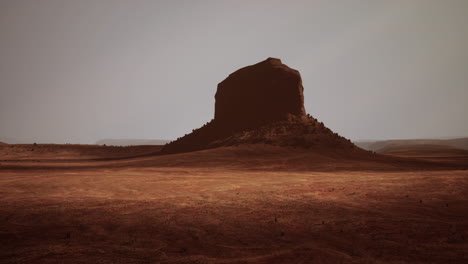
214 57 306 132
161 58 357 154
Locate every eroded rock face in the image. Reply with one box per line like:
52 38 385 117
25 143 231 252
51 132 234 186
214 57 306 132
161 58 356 154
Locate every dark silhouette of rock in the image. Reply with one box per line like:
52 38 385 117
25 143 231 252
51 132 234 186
214 57 306 132
161 58 357 154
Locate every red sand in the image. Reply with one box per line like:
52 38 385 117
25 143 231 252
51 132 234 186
0 144 467 263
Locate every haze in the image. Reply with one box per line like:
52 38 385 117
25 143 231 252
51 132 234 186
1 0 467 144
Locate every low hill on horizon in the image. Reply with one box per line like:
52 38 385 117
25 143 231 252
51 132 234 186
378 143 468 157
355 137 468 152
96 139 170 146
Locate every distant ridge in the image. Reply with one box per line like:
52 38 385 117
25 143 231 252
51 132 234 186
355 137 468 152
0 137 24 144
96 139 170 146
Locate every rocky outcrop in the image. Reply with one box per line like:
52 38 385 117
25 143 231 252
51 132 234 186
161 58 357 154
214 57 306 132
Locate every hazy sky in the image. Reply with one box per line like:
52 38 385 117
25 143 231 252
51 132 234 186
1 0 467 144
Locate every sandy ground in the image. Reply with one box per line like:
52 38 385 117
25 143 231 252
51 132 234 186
0 144 163 161
1 145 467 263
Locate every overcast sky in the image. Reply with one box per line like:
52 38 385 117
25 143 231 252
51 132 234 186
1 0 467 144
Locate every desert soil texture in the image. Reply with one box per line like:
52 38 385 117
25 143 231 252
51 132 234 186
1 143 467 264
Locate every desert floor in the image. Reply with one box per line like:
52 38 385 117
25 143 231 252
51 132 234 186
1 144 467 263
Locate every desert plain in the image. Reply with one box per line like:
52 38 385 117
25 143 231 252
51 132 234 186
1 143 467 264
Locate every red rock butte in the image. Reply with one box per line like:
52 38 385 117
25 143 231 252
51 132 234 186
214 57 306 131
161 58 357 154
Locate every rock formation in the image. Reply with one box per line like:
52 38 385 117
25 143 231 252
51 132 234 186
215 57 306 132
161 58 357 154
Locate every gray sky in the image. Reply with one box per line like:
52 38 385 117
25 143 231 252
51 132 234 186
1 0 467 144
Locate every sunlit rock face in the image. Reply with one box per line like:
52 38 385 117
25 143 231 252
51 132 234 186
214 57 306 132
